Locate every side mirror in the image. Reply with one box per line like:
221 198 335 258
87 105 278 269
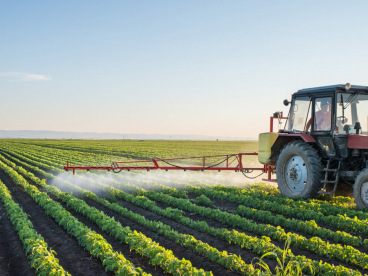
283 99 290 106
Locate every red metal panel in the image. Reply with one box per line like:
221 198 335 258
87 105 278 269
348 135 368 149
270 112 287 132
262 165 277 182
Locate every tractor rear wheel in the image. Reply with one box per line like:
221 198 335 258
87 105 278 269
276 140 323 198
353 169 368 209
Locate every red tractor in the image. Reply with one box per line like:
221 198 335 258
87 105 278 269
259 83 368 208
65 83 368 208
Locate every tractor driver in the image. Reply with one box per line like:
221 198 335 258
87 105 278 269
305 99 331 132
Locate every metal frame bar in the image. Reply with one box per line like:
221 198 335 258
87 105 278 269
65 153 265 174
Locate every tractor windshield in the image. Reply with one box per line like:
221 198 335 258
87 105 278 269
337 92 368 134
285 97 312 132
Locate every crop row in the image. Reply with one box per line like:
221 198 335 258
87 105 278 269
2 152 362 274
3 139 253 162
0 154 214 276
187 187 368 235
182 187 367 248
105 188 361 275
3 147 367 249
69 184 259 275
0 152 264 275
210 184 353 208
0 158 151 275
27 169 317 275
0 180 69 275
0 142 117 167
2 145 368 273
210 186 364 218
142 190 368 270
236 205 365 248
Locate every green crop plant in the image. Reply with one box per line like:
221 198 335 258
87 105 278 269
255 236 315 276
195 194 213 207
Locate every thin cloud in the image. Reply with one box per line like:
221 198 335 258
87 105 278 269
0 72 52 81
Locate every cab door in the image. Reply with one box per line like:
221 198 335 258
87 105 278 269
312 97 333 133
312 96 336 157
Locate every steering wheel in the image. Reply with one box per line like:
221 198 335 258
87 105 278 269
337 116 348 124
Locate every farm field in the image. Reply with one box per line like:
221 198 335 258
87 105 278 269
0 139 367 276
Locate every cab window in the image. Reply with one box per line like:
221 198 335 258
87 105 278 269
285 97 311 132
337 93 368 134
313 97 332 131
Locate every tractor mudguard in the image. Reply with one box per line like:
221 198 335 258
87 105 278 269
269 134 316 164
348 134 368 149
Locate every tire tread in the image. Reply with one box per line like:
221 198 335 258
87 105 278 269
353 168 368 209
276 140 323 198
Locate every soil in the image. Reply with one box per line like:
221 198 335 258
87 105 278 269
0 200 35 276
0 169 111 276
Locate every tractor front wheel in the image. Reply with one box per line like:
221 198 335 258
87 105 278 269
276 140 323 198
353 169 368 209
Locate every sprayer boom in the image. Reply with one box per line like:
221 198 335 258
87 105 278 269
65 153 268 175
64 111 284 182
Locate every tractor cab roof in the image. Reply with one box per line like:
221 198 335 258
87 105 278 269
294 84 368 96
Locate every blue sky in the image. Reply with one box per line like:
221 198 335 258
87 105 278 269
1 1 368 138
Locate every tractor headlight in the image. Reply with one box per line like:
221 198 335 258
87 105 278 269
345 83 351 91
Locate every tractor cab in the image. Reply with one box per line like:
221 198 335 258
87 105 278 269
285 84 368 136
281 84 368 159
259 83 368 208
283 84 368 160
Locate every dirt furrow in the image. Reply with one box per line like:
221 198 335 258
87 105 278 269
0 169 110 276
0 199 35 276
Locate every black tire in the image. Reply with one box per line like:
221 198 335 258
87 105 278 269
276 140 323 198
353 168 368 209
